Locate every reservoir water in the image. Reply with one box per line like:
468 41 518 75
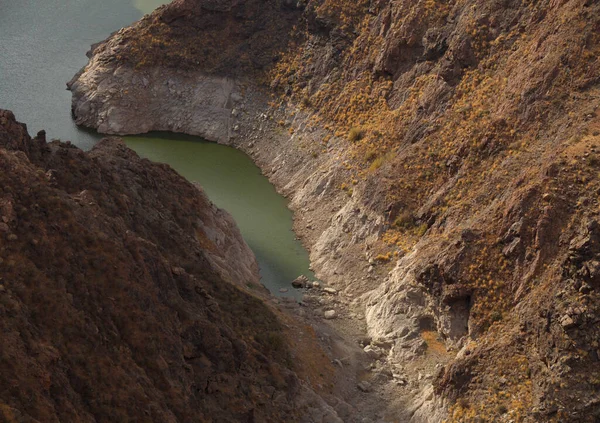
0 0 312 297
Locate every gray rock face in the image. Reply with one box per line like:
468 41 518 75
68 63 240 143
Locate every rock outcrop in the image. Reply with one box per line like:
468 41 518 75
67 0 301 140
67 0 600 421
0 109 341 422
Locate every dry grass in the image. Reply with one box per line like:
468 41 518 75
421 330 448 356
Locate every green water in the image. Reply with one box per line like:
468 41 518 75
0 0 312 297
126 134 313 297
133 0 170 14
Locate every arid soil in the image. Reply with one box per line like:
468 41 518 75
64 0 600 421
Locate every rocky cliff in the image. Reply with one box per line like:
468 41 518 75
68 0 600 421
0 109 341 422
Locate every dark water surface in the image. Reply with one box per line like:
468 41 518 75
0 0 312 297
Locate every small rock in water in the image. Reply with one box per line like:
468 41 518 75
291 275 309 288
323 287 337 295
312 281 321 288
324 310 337 319
279 288 289 293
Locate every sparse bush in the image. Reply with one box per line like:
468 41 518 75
348 127 364 142
415 223 428 237
458 397 470 409
375 252 392 262
496 404 508 415
369 156 384 172
394 211 415 229
587 153 599 167
490 311 502 323
340 182 353 196
365 148 377 161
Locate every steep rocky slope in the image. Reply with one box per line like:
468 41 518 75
68 0 600 421
0 109 341 422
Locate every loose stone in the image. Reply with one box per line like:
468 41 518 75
357 381 372 393
324 310 336 319
364 345 383 359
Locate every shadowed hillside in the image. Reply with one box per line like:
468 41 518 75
0 109 337 423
